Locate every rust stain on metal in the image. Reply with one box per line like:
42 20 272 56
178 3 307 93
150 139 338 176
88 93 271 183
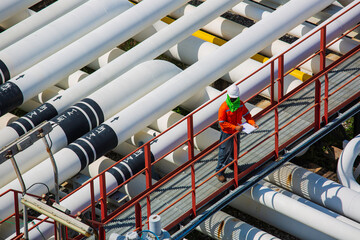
287 173 292 187
217 220 225 239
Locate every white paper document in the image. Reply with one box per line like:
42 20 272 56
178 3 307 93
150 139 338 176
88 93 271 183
241 123 256 134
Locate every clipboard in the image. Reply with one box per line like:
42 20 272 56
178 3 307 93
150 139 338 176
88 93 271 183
240 123 256 134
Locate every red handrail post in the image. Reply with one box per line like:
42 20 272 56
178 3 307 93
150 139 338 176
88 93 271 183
144 142 152 226
187 115 196 217
135 202 142 232
14 196 21 237
14 191 21 236
270 61 275 105
275 107 279 159
144 142 152 189
277 55 284 101
320 27 329 124
90 181 96 222
99 173 107 239
233 134 239 188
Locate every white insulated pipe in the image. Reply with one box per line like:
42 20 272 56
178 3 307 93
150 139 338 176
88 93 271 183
0 9 34 29
87 48 124 70
0 0 40 23
235 1 360 104
0 60 181 188
238 180 360 239
196 210 279 240
337 134 360 191
167 3 297 70
0 0 130 82
232 1 358 56
265 162 360 223
0 0 243 147
133 18 300 100
32 85 64 104
231 181 358 240
0 0 337 226
56 70 89 89
0 0 191 123
261 180 360 229
0 113 18 129
18 99 41 113
169 3 246 40
0 0 89 50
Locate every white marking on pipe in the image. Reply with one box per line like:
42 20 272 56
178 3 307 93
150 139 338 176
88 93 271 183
72 105 92 130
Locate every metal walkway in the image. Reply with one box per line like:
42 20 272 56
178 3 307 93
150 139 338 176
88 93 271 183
98 49 360 238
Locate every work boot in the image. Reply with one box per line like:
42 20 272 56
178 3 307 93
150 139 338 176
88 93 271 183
216 175 226 183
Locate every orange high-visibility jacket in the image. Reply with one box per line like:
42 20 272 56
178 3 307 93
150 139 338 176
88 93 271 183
218 100 255 134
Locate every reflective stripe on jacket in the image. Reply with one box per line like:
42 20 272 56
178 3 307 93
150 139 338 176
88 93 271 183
218 100 255 134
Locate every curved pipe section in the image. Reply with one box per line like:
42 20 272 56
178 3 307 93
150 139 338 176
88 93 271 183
337 134 360 191
265 162 360 223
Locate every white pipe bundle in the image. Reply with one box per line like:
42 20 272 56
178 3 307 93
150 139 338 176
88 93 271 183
0 0 89 50
0 0 130 82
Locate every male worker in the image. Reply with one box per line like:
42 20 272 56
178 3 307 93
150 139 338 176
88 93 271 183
216 84 258 182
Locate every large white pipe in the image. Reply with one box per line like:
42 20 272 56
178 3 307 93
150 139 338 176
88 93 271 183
232 1 358 56
0 0 336 225
0 0 89 50
196 210 279 240
133 18 300 99
265 162 360 223
0 9 34 29
261 180 360 229
236 1 360 104
231 181 359 240
337 134 360 191
32 85 64 104
87 48 124 70
0 0 243 147
0 113 18 129
0 0 193 118
241 181 360 239
0 0 40 23
169 3 246 40
56 70 89 89
0 60 181 188
0 0 130 83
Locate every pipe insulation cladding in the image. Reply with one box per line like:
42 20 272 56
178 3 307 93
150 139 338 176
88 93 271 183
0 0 336 222
0 0 245 145
0 0 191 116
265 162 360 224
0 60 181 188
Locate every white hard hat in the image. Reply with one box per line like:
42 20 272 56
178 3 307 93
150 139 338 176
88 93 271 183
227 84 240 98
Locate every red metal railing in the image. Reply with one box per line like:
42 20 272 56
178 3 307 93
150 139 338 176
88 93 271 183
3 2 360 239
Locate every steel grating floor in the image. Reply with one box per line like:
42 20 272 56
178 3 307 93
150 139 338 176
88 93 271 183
93 51 360 239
